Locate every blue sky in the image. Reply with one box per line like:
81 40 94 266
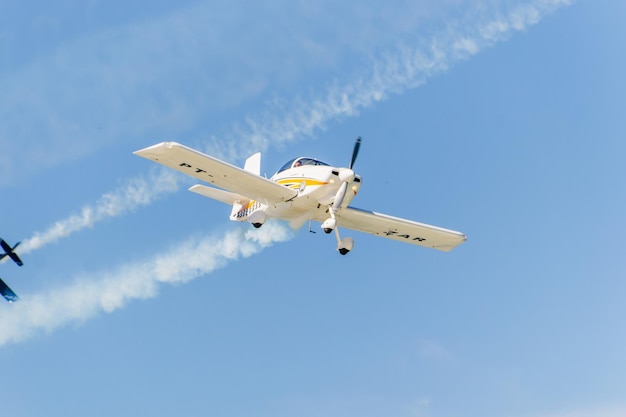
1 1 626 416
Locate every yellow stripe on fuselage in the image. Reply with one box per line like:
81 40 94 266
238 200 259 212
276 178 329 189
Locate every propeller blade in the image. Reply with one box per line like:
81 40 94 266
334 137 361 212
333 182 348 212
349 137 361 169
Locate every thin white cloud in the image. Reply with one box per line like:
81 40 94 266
0 1 440 185
0 1 572 185
0 221 293 346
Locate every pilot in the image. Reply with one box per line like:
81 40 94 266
294 160 302 167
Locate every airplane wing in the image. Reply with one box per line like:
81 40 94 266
134 142 298 205
8 252 23 266
335 207 467 252
0 240 23 266
0 277 19 302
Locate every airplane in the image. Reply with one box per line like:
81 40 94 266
134 138 467 255
0 238 22 302
0 277 19 303
1 238 23 266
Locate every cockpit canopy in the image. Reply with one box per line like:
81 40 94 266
276 157 330 174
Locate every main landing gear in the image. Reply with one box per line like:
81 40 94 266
321 208 354 255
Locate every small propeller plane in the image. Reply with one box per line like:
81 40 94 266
1 238 23 266
0 238 23 302
0 278 19 303
134 138 466 255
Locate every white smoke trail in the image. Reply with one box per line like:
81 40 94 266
0 222 293 346
17 168 182 255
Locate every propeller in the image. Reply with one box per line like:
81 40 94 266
333 137 361 212
349 136 361 169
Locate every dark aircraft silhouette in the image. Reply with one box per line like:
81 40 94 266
0 238 23 302
0 277 18 302
1 239 23 266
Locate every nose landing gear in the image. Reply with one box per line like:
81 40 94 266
321 208 354 255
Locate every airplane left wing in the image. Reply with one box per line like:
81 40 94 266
336 207 467 252
134 142 298 205
0 277 19 302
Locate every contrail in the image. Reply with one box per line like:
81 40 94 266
14 0 572 255
17 168 182 255
0 221 293 346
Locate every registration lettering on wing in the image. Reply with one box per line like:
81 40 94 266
384 230 426 242
179 162 213 177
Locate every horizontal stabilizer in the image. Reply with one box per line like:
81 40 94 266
0 277 19 302
188 184 249 205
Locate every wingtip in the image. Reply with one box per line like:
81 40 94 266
133 141 181 157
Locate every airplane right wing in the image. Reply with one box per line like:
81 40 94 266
0 277 19 302
134 142 298 205
335 206 467 252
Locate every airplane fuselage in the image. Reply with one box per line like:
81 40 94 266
231 161 362 227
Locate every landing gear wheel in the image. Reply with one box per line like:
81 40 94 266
252 223 263 229
336 237 354 256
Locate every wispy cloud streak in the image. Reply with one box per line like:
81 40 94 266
219 0 573 159
0 222 293 346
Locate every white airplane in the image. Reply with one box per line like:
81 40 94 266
134 138 467 255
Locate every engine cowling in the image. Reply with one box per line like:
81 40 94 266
338 168 355 183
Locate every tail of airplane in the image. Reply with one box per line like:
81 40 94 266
229 153 262 220
0 277 19 302
243 152 261 176
185 152 267 226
